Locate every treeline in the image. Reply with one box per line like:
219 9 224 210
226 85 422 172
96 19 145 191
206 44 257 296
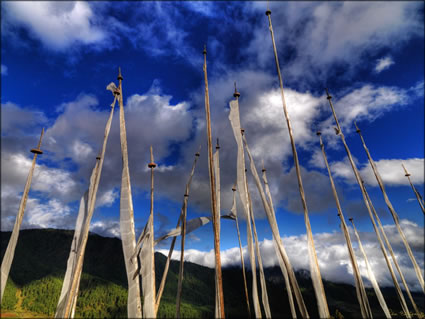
1 229 424 318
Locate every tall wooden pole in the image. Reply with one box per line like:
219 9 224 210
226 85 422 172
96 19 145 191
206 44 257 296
243 130 308 318
317 132 372 318
202 45 225 318
228 87 262 318
117 67 143 318
1 128 44 302
246 174 272 317
141 146 157 318
61 75 118 318
402 164 425 214
155 148 200 313
362 180 422 317
265 9 330 318
231 184 251 318
355 122 424 292
349 218 391 319
325 88 411 318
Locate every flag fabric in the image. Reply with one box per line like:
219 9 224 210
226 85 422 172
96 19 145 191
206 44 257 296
350 220 391 319
243 134 309 318
118 78 143 318
228 97 262 318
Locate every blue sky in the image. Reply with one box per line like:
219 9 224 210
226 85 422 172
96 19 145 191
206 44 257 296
1 2 424 290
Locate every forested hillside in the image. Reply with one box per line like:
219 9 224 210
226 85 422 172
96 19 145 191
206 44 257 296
1 229 423 318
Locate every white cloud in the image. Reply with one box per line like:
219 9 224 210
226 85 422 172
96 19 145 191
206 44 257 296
318 84 413 150
331 157 424 187
25 198 72 228
158 219 424 292
1 64 8 76
95 188 119 208
308 149 326 169
1 83 194 231
90 220 121 238
1 102 47 135
245 2 423 84
3 2 107 51
374 56 395 73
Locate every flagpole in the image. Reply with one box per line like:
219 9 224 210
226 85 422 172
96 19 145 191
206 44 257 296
325 88 411 318
243 130 308 318
265 9 330 317
362 179 421 317
1 128 44 302
246 173 272 317
317 132 372 318
231 185 251 318
60 75 118 318
355 122 424 292
349 218 391 319
155 148 201 313
140 146 157 318
202 45 225 318
228 86 262 318
402 164 425 214
117 67 143 318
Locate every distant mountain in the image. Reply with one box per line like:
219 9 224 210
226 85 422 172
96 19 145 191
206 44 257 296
1 229 423 318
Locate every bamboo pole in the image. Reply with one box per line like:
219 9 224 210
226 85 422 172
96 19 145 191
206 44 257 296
213 139 222 318
140 146 157 318
155 148 201 313
246 176 272 318
176 165 191 318
265 9 330 318
228 89 262 318
362 180 422 318
349 218 391 319
355 123 424 292
60 77 118 318
202 45 225 318
325 88 411 318
56 159 99 318
317 132 372 318
231 184 252 318
243 129 308 318
262 166 301 319
402 164 425 214
1 128 44 303
117 67 143 318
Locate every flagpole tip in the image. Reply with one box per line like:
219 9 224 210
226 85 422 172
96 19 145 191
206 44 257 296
349 218 353 222
265 9 271 16
118 67 123 81
233 81 241 98
354 121 361 134
203 45 207 55
216 138 220 149
325 88 332 99
316 131 322 136
30 148 43 155
148 162 157 168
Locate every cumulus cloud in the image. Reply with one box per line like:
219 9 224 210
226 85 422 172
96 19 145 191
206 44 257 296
331 157 424 187
2 2 107 51
95 188 119 208
158 219 424 292
1 83 194 231
89 220 121 238
374 56 395 73
245 2 423 85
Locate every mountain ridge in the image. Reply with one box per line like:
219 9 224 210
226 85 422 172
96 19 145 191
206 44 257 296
1 229 423 318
